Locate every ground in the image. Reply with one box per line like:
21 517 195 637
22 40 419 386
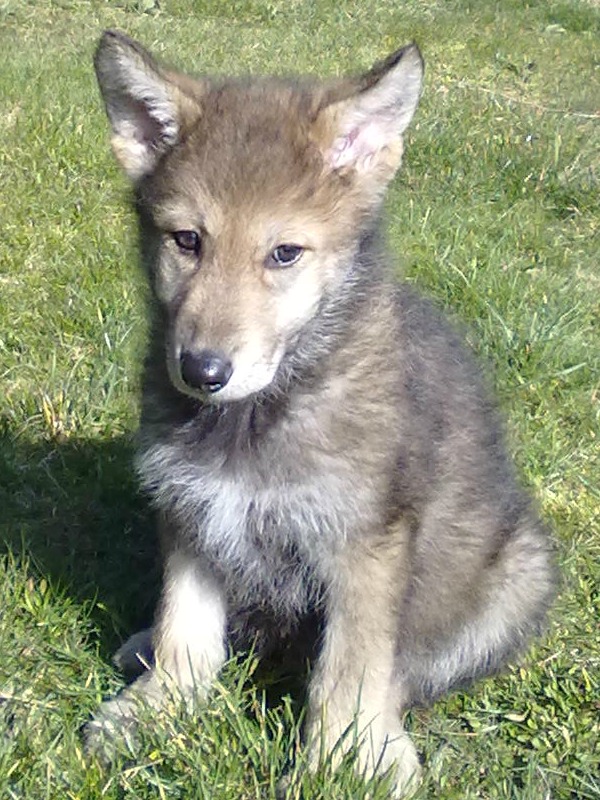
0 1 598 798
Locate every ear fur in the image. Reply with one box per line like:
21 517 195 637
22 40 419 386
318 44 424 180
94 30 202 181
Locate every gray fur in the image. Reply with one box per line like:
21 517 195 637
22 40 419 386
89 31 556 795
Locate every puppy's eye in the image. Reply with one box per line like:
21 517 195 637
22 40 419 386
172 230 201 254
268 244 304 268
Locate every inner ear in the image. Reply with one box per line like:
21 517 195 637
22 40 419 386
127 96 173 148
327 118 396 171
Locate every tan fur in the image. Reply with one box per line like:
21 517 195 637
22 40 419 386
306 523 420 793
89 32 556 797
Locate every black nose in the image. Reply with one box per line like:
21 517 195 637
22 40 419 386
180 349 233 393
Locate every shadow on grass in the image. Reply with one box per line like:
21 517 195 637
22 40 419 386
0 425 316 704
0 427 159 659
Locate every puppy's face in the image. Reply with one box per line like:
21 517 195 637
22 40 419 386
142 85 376 403
94 32 423 401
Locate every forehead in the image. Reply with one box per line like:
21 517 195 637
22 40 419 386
146 79 343 232
176 81 323 193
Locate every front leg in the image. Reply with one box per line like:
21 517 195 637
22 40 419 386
306 531 420 796
153 548 227 691
86 544 226 751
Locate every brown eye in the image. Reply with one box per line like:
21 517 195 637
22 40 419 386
268 244 304 268
173 230 201 254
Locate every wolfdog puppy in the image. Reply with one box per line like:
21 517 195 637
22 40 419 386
90 31 556 794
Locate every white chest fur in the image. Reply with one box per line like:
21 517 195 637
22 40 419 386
137 439 374 615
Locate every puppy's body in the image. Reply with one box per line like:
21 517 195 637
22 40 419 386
91 33 556 794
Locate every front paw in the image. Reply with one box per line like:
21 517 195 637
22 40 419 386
375 728 421 798
307 718 421 798
84 694 139 760
84 670 164 760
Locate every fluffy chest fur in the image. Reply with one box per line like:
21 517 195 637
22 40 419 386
137 421 382 617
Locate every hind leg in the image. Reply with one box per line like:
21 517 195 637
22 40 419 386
306 531 421 797
397 514 556 706
86 546 227 753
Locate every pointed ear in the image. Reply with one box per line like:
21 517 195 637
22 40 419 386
316 44 424 181
94 30 202 181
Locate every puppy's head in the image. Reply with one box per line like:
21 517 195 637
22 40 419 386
94 31 423 402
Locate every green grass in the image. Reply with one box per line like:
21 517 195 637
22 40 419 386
1 0 598 797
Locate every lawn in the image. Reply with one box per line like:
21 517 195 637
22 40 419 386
0 0 598 797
